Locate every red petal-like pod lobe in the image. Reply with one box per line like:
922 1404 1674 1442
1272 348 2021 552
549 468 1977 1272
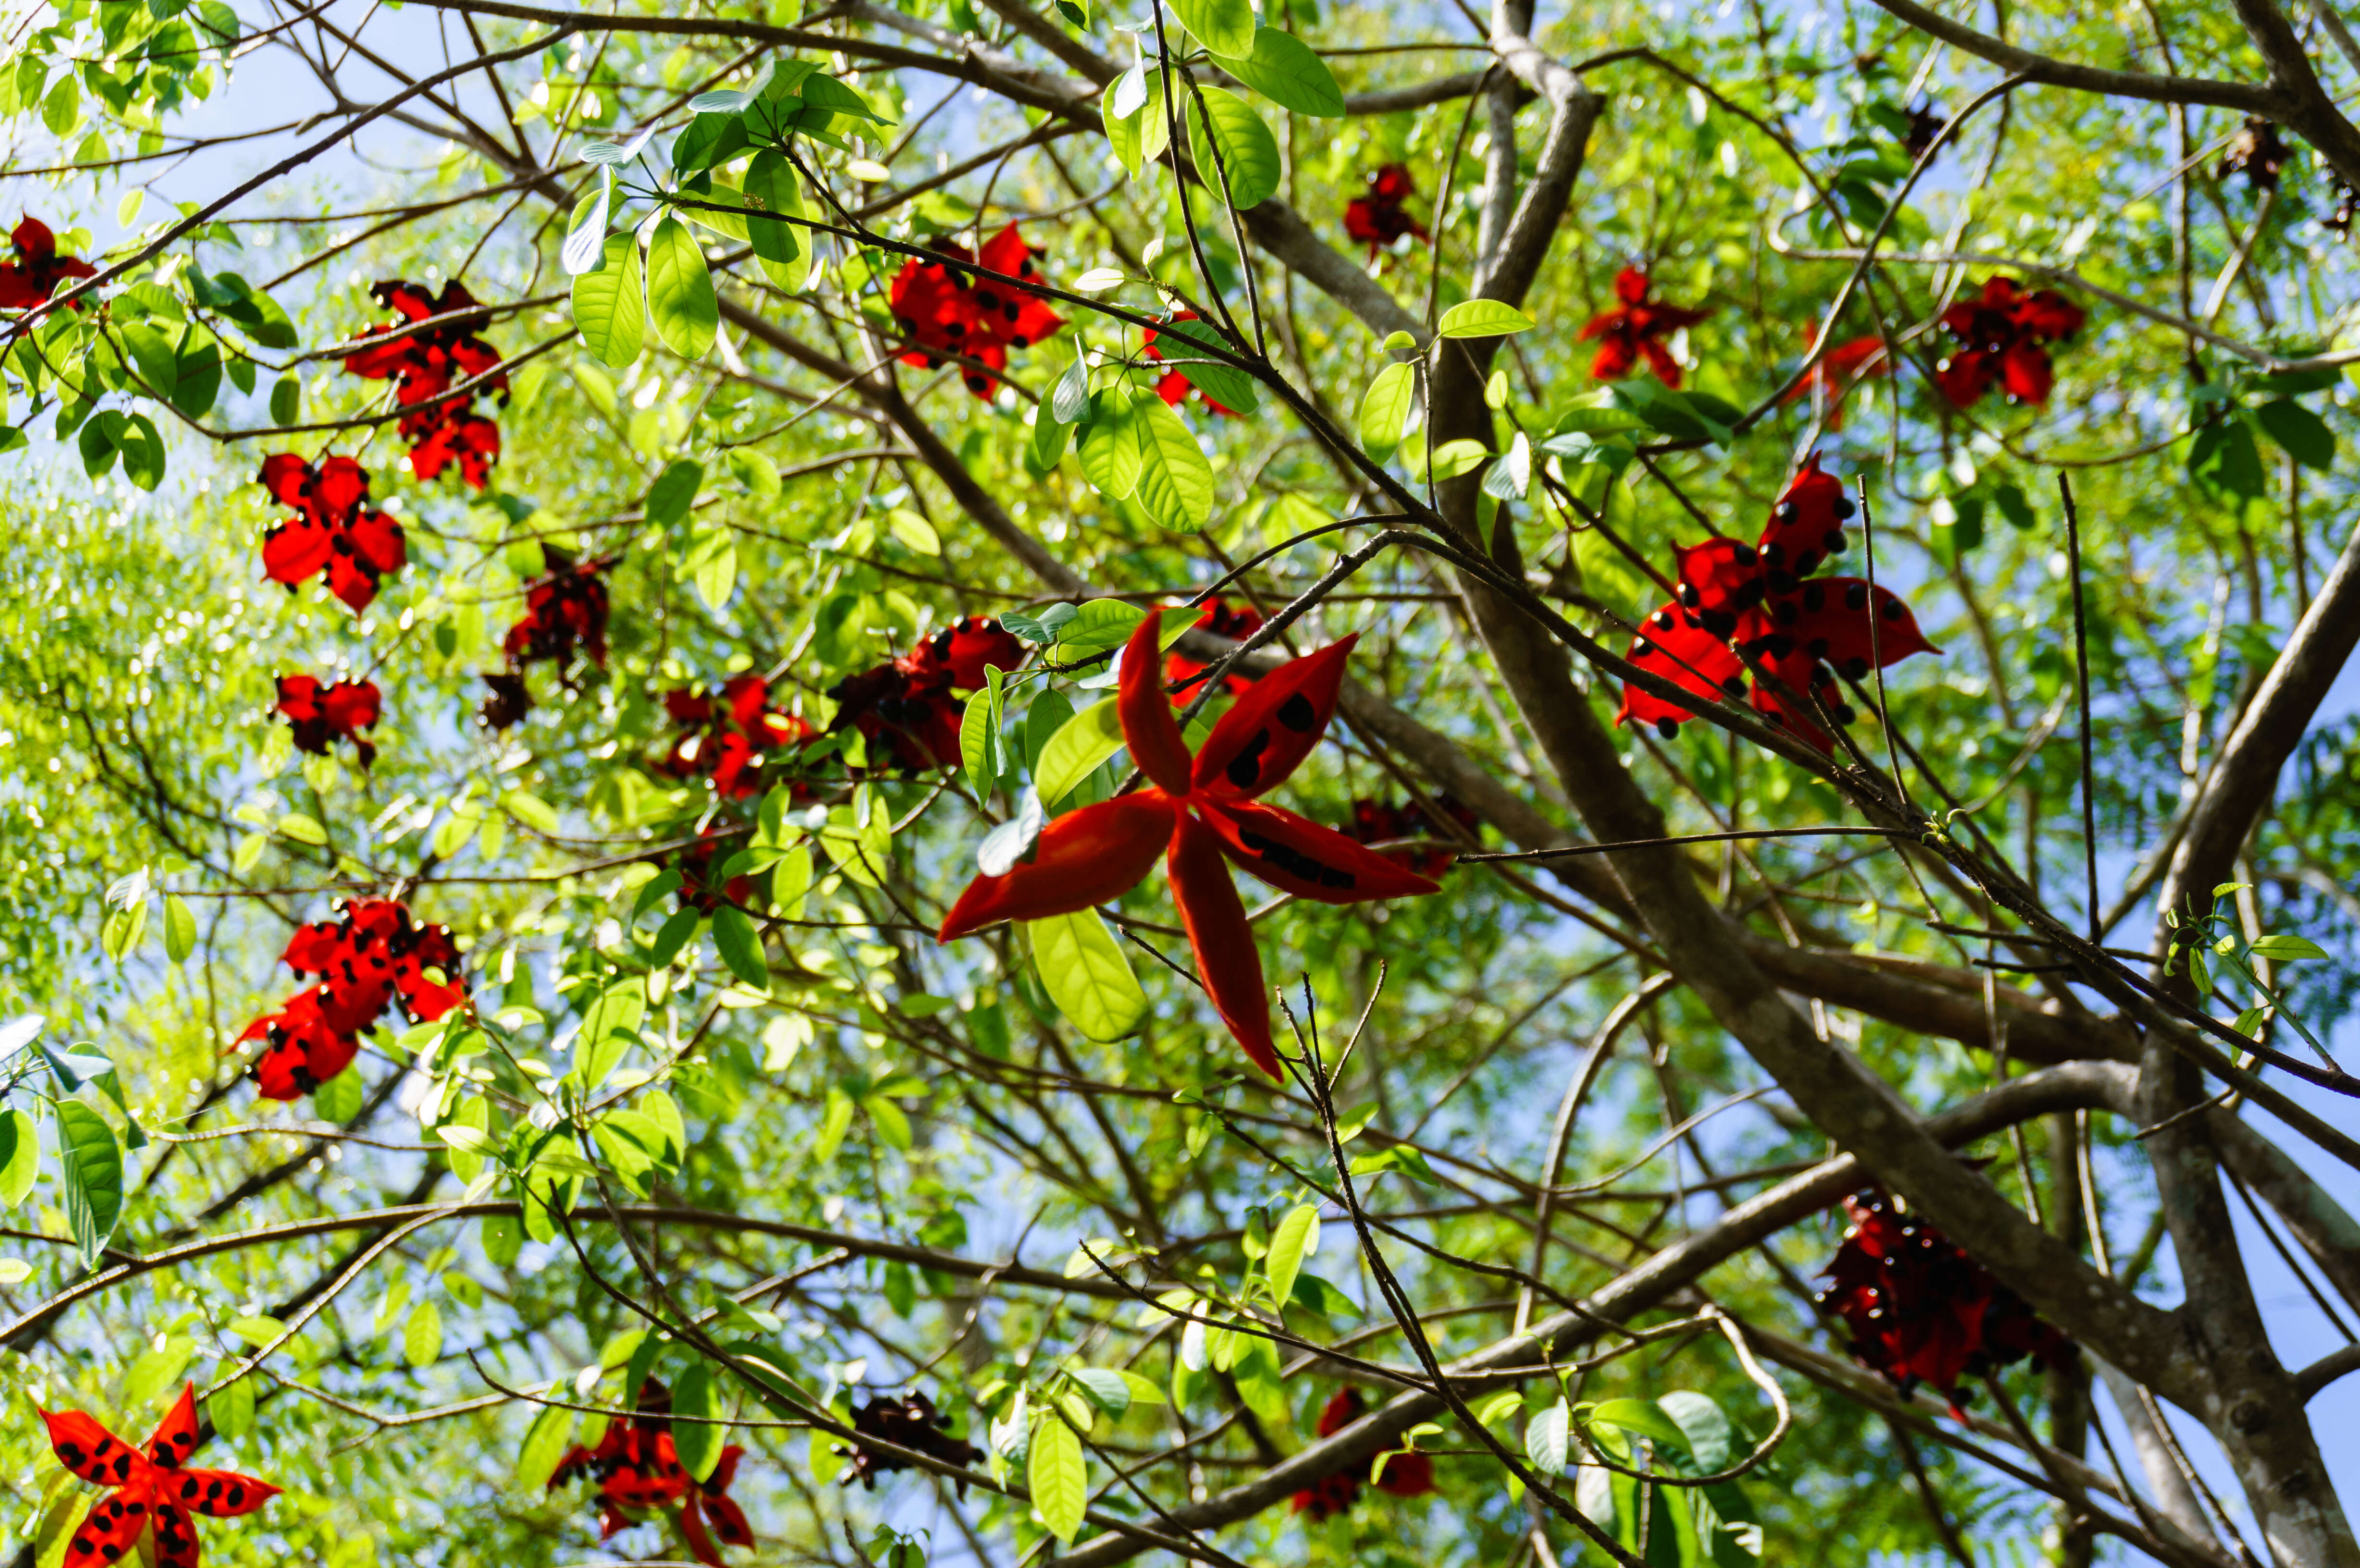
937 793 1177 939
678 1499 725 1568
163 1467 282 1517
314 455 370 516
1616 603 1746 735
260 516 333 588
258 453 315 511
1167 810 1279 1080
148 1502 201 1568
1997 342 2056 405
1670 536 1766 638
1753 455 1855 588
60 1492 150 1568
1192 635 1355 800
1376 1449 1436 1497
1195 798 1440 904
42 1409 144 1486
144 1386 200 1469
1758 576 1940 679
1745 645 1843 753
703 1492 757 1547
1117 612 1194 795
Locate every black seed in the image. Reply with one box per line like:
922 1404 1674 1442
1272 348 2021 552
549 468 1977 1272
1225 728 1271 789
1802 583 1825 612
1844 658 1868 679
1807 637 1830 658
1844 582 1868 611
1678 584 1699 608
1721 676 1746 697
1733 542 1757 565
1881 598 1905 620
1652 610 1676 630
1773 501 1796 522
1824 527 1845 553
1832 497 1856 519
1277 692 1317 731
1656 718 1680 738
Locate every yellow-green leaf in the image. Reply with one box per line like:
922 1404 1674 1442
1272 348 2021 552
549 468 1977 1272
1026 909 1147 1042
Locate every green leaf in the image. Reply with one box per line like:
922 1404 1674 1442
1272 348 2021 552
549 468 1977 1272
962 688 1002 797
1437 299 1538 338
116 414 165 491
1214 28 1344 116
2255 397 2335 471
503 789 561 833
574 982 647 1092
1263 1202 1317 1308
55 1099 123 1270
887 508 941 554
1026 909 1148 1041
1589 1396 1690 1449
1185 88 1282 208
646 216 719 361
645 457 704 528
1171 0 1255 59
1155 316 1260 414
1526 1397 1571 1473
313 1062 363 1121
270 375 302 426
0 1108 38 1206
1069 1367 1131 1418
2249 933 2330 961
562 172 613 276
403 1300 444 1367
573 232 645 368
743 148 806 275
162 894 196 963
1050 599 1149 656
712 905 770 989
1077 391 1143 498
1132 393 1215 529
514 1401 575 1494
1428 438 1490 480
672 1362 728 1482
1028 1409 1089 1542
1359 360 1416 459
207 1373 255 1441
1657 1390 1733 1471
1035 699 1128 806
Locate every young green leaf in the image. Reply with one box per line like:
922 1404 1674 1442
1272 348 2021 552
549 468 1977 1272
1028 1410 1089 1542
1436 298 1538 338
646 216 719 360
404 1300 444 1367
0 1108 38 1206
1359 359 1416 459
162 894 197 963
1026 909 1148 1042
1034 699 1128 806
572 232 645 368
562 172 613 277
1263 1202 1318 1308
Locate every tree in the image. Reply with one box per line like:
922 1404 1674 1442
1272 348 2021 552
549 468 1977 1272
2 0 2359 1563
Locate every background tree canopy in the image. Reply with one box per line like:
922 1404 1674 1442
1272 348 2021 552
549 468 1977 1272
5 0 2360 1564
